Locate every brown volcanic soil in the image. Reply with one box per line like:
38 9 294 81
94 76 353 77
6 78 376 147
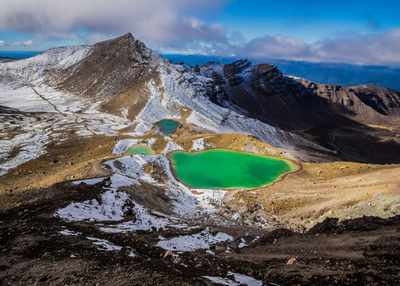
224 216 400 285
54 33 155 99
233 160 400 231
0 135 117 209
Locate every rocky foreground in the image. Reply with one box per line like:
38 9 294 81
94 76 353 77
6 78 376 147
2 181 400 285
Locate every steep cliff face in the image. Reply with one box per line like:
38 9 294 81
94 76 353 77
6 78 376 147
299 80 400 124
201 59 400 131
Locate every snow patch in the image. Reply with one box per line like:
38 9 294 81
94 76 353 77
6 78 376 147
191 138 205 151
157 228 233 252
112 139 139 154
72 177 107 186
55 190 132 222
154 155 227 219
87 236 122 252
0 132 48 176
238 238 248 249
0 45 91 83
163 140 183 153
59 229 81 236
99 203 173 233
203 272 263 286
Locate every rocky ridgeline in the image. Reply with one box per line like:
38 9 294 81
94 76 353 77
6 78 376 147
223 59 252 86
301 81 400 120
53 33 157 99
200 58 400 129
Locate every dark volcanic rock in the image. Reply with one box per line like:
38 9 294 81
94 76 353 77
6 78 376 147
205 60 400 163
299 79 400 123
223 59 251 86
213 60 400 130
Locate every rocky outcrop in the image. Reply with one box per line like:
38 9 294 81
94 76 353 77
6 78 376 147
299 79 400 124
207 61 400 130
223 59 251 86
201 60 400 163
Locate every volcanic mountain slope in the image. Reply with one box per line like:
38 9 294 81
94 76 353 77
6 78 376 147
1 33 400 285
50 33 156 99
199 59 400 163
1 33 326 178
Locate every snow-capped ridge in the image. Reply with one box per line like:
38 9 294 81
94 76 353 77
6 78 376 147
0 45 91 84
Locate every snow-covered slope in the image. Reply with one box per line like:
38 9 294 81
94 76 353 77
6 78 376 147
0 46 90 85
133 60 326 154
0 44 133 175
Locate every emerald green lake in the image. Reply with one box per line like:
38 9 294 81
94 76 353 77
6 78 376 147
170 149 294 189
157 119 181 135
127 145 154 155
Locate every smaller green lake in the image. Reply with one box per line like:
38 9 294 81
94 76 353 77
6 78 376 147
156 119 181 135
127 145 154 155
170 149 295 189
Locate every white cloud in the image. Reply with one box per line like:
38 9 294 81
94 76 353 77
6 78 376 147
234 29 400 66
235 35 314 60
22 40 33 46
0 0 227 50
313 29 400 65
0 40 4 46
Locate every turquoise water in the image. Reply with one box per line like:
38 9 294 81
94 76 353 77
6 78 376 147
157 119 181 135
127 145 154 155
170 149 294 189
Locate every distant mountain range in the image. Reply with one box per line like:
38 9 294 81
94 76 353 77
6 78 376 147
0 50 41 60
164 54 400 91
2 50 400 91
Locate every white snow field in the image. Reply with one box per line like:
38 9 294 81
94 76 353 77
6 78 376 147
157 228 233 252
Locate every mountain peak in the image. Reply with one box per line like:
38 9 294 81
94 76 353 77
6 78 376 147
94 32 150 56
97 32 136 46
55 32 154 98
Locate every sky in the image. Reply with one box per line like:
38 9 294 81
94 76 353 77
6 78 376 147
0 0 400 65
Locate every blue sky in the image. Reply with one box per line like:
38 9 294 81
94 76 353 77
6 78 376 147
1 0 400 65
220 0 400 40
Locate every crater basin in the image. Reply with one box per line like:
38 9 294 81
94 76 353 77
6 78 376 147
127 145 154 155
170 149 295 189
156 119 181 135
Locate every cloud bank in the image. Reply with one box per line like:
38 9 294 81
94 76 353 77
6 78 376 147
237 29 400 66
1 0 400 65
0 0 227 48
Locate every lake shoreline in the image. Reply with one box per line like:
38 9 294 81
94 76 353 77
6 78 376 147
167 148 300 191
